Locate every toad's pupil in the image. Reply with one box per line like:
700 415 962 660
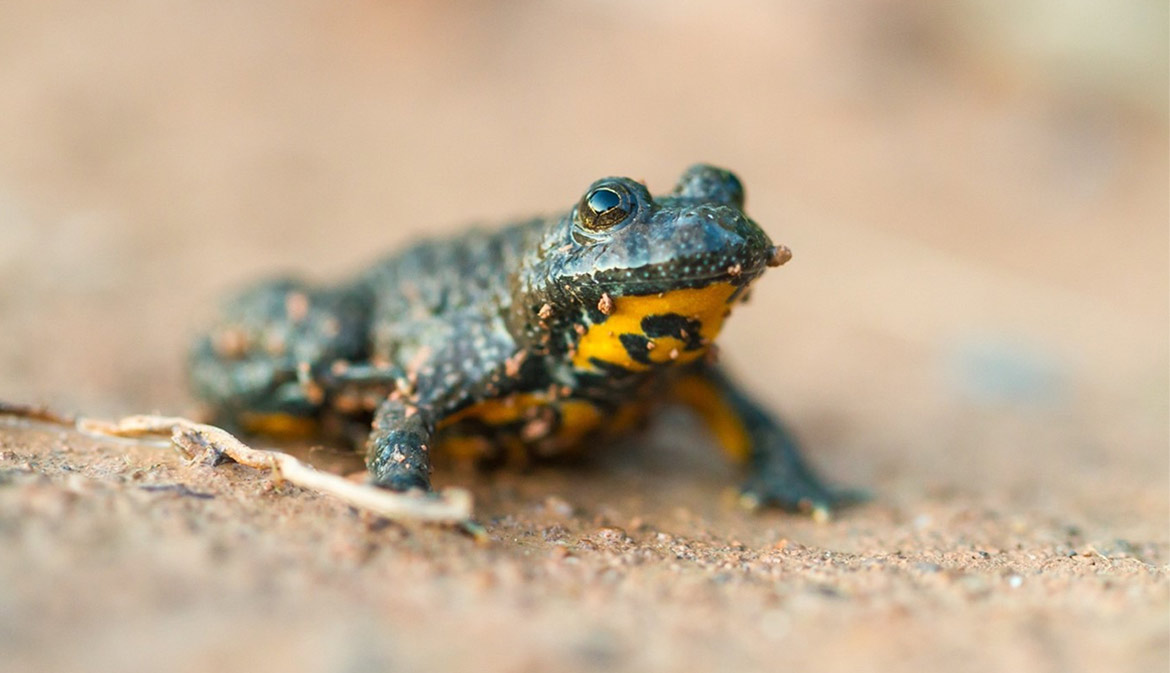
587 188 622 214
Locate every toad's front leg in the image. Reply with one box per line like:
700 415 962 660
366 397 437 491
672 365 864 517
363 316 521 492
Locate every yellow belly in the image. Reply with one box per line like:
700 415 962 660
572 282 738 372
239 412 320 438
436 393 607 457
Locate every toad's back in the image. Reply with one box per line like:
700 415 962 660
355 219 543 370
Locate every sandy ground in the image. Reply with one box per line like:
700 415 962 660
1 2 1167 672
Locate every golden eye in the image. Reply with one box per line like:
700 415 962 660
577 185 633 231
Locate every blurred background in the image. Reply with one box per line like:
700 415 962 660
1 3 1167 672
0 0 1166 522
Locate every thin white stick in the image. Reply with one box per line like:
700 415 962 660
76 415 473 523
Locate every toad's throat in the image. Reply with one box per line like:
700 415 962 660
572 282 740 372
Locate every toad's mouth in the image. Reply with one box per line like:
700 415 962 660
590 244 786 294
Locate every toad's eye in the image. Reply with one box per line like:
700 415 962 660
577 185 634 232
723 172 745 207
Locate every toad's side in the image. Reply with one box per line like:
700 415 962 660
189 165 851 514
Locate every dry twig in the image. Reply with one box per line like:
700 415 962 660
1 403 474 526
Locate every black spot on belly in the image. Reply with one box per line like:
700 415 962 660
641 314 705 351
619 333 654 365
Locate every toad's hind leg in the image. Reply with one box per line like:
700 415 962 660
188 279 373 427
